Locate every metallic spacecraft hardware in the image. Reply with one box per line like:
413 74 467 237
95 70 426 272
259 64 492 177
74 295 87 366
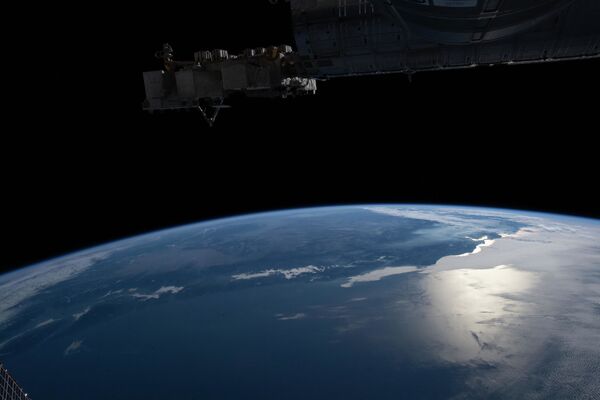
293 0 599 77
143 0 599 124
0 362 30 400
143 43 317 126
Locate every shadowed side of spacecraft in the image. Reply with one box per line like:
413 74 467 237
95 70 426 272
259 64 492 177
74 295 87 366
142 0 599 125
0 362 31 399
294 0 599 77
142 44 317 126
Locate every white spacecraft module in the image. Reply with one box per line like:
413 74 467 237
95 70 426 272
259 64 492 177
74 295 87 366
142 0 599 124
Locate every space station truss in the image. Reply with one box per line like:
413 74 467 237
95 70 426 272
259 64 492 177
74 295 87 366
0 363 30 400
142 0 600 125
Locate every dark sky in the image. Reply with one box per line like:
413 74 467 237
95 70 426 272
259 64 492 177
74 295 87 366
2 1 598 274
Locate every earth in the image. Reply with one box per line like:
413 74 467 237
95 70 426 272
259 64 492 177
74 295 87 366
1 205 599 399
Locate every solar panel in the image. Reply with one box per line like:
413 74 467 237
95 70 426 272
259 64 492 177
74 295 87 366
0 362 30 400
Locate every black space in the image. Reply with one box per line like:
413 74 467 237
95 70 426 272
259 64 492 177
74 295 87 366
3 1 598 274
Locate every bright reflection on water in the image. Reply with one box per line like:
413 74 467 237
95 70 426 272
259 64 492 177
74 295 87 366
422 264 537 364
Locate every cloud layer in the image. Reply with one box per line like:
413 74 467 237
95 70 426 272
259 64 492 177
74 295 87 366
232 266 325 281
341 266 418 288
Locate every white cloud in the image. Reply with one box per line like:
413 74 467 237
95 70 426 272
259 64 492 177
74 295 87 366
0 318 60 351
232 266 325 281
131 286 184 301
418 225 569 275
130 293 158 301
365 206 511 225
280 266 325 279
276 313 306 321
231 270 278 280
341 266 418 288
456 237 496 257
101 289 123 298
35 319 57 329
64 340 83 356
73 307 91 321
155 286 184 295
467 235 489 241
363 206 549 231
0 248 117 327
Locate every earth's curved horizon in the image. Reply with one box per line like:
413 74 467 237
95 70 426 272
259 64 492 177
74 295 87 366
1 205 599 399
6 204 599 273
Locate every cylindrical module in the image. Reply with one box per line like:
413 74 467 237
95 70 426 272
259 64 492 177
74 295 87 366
290 0 599 77
385 0 576 43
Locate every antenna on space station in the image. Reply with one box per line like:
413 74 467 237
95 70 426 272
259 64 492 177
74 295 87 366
0 361 31 399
